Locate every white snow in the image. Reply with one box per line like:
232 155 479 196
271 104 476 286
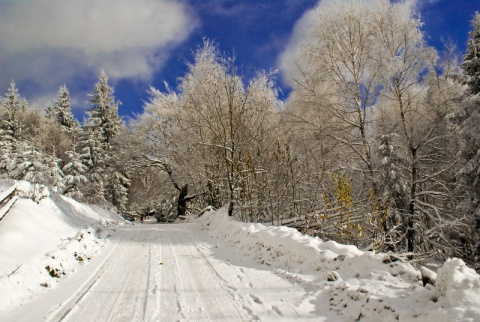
0 180 124 313
197 209 480 321
1 187 479 321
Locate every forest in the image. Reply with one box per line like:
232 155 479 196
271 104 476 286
1 1 479 271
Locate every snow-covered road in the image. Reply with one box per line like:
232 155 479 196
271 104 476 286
4 223 323 321
2 183 479 321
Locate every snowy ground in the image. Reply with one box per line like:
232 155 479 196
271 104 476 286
198 210 480 321
1 181 480 321
0 180 124 317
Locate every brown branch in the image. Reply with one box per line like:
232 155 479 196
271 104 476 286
7 264 22 278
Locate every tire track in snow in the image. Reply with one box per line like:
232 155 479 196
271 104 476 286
188 232 270 321
159 227 248 320
36 223 316 321
52 226 155 322
160 234 187 320
142 243 152 321
105 272 132 321
47 237 120 322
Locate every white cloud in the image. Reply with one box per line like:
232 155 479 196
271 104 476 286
277 5 315 86
403 0 440 11
277 0 434 86
0 0 197 96
277 0 348 84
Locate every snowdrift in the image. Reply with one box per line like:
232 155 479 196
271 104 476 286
198 209 480 321
0 180 125 312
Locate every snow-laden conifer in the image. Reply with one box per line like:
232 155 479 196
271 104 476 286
63 147 89 200
377 134 408 212
454 11 480 270
1 81 26 140
107 170 130 211
79 125 107 205
18 145 48 184
80 70 125 207
86 70 122 149
462 12 480 94
54 85 77 132
46 146 65 193
0 129 16 178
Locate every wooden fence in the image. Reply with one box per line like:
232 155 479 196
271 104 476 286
0 184 18 221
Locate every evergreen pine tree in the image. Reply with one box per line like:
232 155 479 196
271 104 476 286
86 70 122 149
45 104 55 120
63 147 89 200
81 70 125 207
107 170 130 211
18 144 48 184
455 11 480 270
0 129 16 178
54 85 77 132
76 125 106 204
374 134 410 251
377 134 408 212
80 125 105 179
46 146 65 193
3 139 34 181
462 12 480 94
1 81 26 140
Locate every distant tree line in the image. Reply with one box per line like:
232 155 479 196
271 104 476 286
1 1 479 270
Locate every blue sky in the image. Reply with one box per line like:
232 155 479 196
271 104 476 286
0 0 477 120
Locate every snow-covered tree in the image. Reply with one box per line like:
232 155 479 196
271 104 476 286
455 95 480 269
372 133 409 251
287 0 395 193
86 70 122 149
132 40 280 219
46 146 65 193
178 40 280 217
45 103 55 120
106 170 130 211
1 81 26 140
376 52 463 255
282 0 465 255
462 12 480 94
78 125 107 204
376 134 407 208
0 129 16 178
453 11 480 270
0 138 34 181
63 147 89 200
133 85 197 218
18 145 48 184
80 124 104 169
78 70 126 207
54 85 77 132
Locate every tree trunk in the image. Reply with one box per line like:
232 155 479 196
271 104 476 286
407 149 417 253
177 184 189 218
228 199 234 217
175 184 197 218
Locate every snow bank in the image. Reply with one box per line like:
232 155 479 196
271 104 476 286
0 180 125 312
198 208 480 321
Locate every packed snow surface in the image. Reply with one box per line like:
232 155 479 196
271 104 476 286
1 187 479 321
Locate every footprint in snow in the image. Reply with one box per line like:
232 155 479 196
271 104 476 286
249 294 263 304
271 305 283 315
